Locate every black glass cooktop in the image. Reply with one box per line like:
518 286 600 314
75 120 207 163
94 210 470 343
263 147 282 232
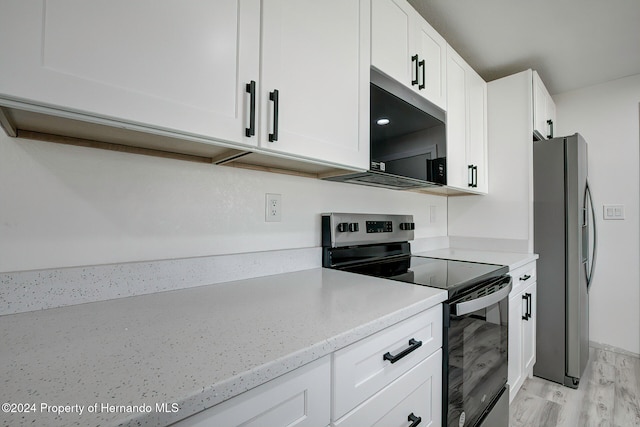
340 255 508 298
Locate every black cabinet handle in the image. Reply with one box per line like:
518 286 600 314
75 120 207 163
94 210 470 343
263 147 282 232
418 59 425 90
269 89 279 142
411 55 419 86
245 81 256 137
519 274 531 281
522 294 529 320
383 338 422 364
467 165 478 188
522 293 532 320
408 413 422 427
547 119 554 139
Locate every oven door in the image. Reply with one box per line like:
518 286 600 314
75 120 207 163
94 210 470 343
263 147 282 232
444 276 512 427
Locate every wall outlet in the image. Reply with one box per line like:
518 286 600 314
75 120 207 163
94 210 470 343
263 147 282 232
265 193 282 222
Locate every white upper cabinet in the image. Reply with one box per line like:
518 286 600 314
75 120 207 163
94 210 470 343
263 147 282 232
446 49 468 190
467 68 488 193
446 46 488 193
0 0 370 171
414 15 447 109
0 0 261 147
532 71 556 140
259 0 370 169
371 0 447 110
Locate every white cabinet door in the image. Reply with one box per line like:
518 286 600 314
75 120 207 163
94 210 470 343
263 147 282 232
507 261 537 402
334 349 442 427
0 0 261 147
467 68 488 193
445 47 468 189
446 46 487 193
545 93 557 139
371 0 446 110
259 0 369 169
173 356 330 427
508 291 524 401
532 71 556 140
333 306 442 420
414 17 447 110
522 282 537 375
371 0 414 89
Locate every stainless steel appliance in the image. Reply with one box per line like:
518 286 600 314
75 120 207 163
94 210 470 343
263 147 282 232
533 133 597 388
324 69 446 190
322 213 511 427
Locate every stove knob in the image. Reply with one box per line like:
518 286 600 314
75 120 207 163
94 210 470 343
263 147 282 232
349 222 359 232
337 222 349 232
400 222 415 231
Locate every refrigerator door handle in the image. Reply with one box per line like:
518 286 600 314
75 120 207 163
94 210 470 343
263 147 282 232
584 180 598 289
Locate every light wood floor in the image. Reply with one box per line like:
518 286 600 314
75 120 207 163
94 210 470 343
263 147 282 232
509 347 640 427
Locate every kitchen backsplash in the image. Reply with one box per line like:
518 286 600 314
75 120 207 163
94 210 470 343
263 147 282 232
0 247 320 316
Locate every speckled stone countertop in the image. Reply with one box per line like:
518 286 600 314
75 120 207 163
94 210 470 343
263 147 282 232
0 268 446 427
414 248 538 271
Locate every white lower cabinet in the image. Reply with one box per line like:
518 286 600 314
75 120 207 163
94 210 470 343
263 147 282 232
172 356 331 427
172 305 443 427
508 261 537 401
333 306 442 419
334 349 442 427
333 305 443 426
173 304 442 427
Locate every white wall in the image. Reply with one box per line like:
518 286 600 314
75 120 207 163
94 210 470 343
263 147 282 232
0 133 448 273
554 73 640 355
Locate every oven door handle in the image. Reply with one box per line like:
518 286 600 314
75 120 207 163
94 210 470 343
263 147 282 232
452 282 512 316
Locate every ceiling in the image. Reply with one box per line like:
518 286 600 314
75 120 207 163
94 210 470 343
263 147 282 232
407 0 640 95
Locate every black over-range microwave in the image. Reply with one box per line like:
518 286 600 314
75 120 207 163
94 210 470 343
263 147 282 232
326 68 446 190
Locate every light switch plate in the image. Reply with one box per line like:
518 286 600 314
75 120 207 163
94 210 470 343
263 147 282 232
603 204 625 220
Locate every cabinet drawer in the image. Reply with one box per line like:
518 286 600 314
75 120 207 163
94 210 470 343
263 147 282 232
172 356 330 427
334 349 442 427
510 261 536 294
333 305 442 420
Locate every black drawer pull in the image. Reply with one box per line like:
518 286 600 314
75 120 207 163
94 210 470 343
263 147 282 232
522 294 529 320
383 338 422 364
520 274 531 281
408 412 422 427
418 59 425 90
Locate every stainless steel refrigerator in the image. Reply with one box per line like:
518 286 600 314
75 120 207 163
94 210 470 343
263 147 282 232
533 133 597 388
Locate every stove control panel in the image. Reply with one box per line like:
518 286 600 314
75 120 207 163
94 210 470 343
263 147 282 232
322 213 414 248
366 221 393 233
